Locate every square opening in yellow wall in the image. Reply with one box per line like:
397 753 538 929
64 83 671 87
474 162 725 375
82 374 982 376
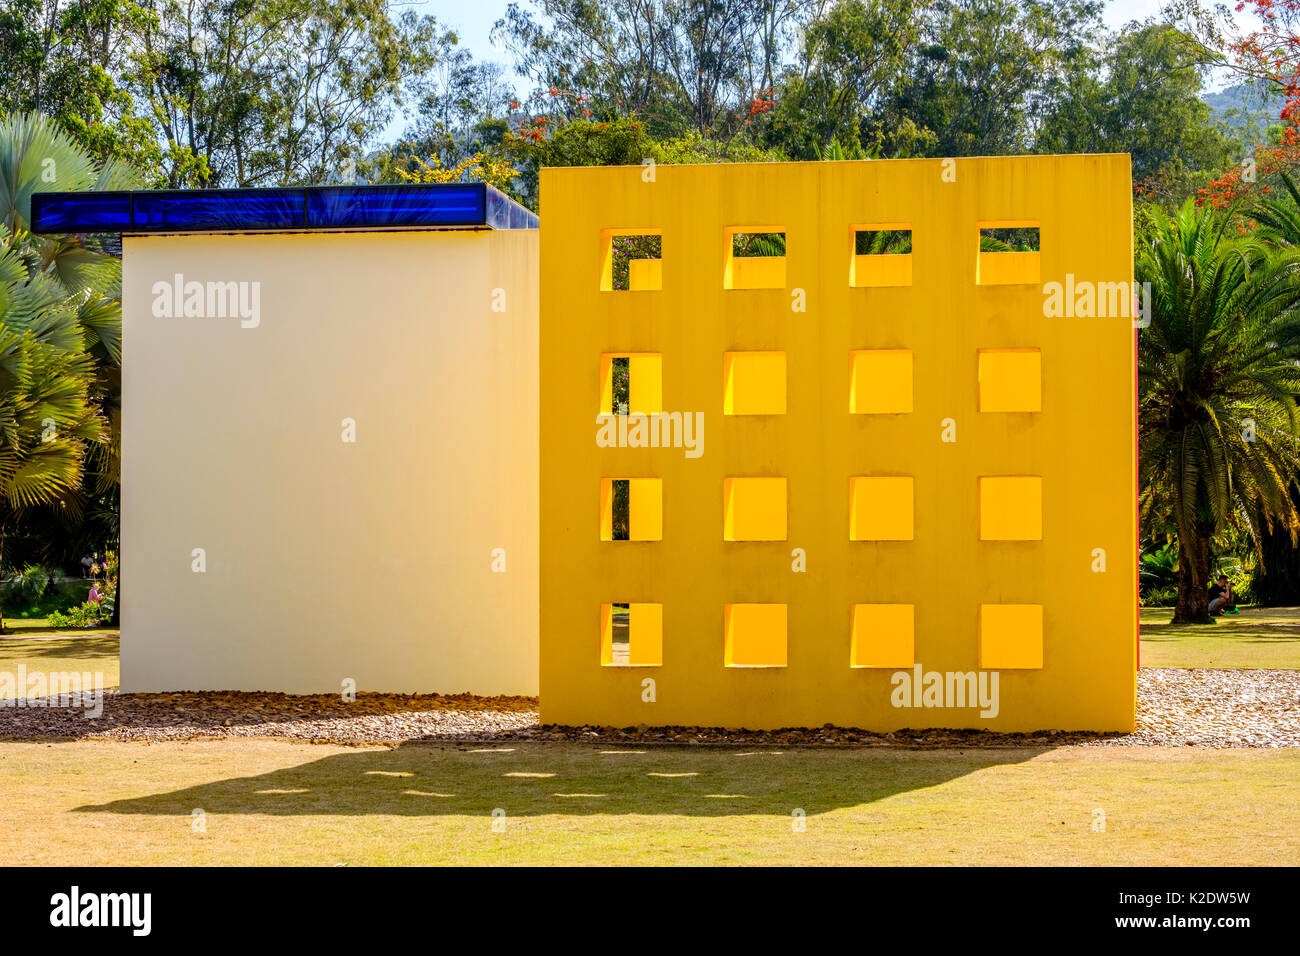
724 603 787 667
980 604 1043 669
850 225 913 288
600 478 662 541
723 477 787 541
979 349 1041 412
850 350 913 414
979 476 1042 540
850 604 914 668
600 353 662 414
724 351 786 415
850 476 914 541
601 602 663 666
976 221 1041 285
600 230 662 292
724 228 786 290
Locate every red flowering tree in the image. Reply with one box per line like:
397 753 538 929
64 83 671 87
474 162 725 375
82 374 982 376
1201 0 1300 206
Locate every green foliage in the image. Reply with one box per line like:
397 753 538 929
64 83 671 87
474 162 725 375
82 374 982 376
731 232 787 257
47 594 111 628
3 0 448 187
0 0 161 174
0 239 104 511
609 236 661 291
978 228 1038 251
1140 542 1179 595
496 0 808 137
0 113 127 630
7 564 52 605
3 1 1253 205
1036 24 1238 208
1 574 92 619
768 0 922 158
854 228 912 254
873 0 1105 158
1138 200 1300 620
502 117 785 209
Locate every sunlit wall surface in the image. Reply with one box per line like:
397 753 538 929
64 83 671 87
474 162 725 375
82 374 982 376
539 156 1137 731
120 228 539 694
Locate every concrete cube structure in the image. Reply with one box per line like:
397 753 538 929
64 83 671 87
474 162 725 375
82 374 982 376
538 156 1137 731
32 185 541 695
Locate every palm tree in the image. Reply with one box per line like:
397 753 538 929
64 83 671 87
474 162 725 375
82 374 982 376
1138 200 1300 623
0 236 105 629
1237 171 1300 603
0 111 139 628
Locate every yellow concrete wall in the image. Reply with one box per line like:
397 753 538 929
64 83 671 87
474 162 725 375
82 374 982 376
540 156 1136 731
121 230 538 694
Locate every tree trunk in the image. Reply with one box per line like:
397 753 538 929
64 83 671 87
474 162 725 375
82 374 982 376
1173 525 1213 624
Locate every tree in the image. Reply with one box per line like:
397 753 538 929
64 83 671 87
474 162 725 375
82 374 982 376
1188 0 1300 207
1233 171 1300 602
1037 24 1238 206
501 115 783 209
496 0 817 137
368 44 516 185
765 0 921 159
877 0 1104 158
128 0 445 187
0 111 138 627
0 238 106 631
0 0 160 174
1137 200 1300 622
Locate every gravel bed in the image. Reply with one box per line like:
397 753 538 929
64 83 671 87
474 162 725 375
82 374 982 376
0 669 1295 747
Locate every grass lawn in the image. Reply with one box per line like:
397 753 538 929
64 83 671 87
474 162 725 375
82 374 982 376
0 630 119 698
0 618 1295 865
1139 607 1300 668
0 740 1294 865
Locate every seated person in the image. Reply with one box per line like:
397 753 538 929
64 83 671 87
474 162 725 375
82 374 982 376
1208 574 1237 615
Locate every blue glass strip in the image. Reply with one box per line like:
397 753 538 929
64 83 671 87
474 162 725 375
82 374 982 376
29 184 537 234
485 185 540 230
132 189 305 232
30 191 132 232
306 184 485 228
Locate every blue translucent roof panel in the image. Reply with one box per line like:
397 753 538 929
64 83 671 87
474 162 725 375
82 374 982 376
29 192 132 232
307 183 484 228
132 189 306 232
29 183 537 234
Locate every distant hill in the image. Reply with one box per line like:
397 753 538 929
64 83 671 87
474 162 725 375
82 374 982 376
1203 82 1285 139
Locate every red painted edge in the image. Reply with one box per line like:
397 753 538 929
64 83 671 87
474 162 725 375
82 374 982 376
1134 306 1141 672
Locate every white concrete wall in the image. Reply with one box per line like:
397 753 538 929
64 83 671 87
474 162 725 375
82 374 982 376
120 230 538 694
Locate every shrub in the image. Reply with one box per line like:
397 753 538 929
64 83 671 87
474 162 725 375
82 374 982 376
47 596 112 629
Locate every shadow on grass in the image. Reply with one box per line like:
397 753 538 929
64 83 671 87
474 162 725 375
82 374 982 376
73 742 1053 818
0 636 120 659
1142 607 1300 638
1140 624 1300 643
0 636 119 660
